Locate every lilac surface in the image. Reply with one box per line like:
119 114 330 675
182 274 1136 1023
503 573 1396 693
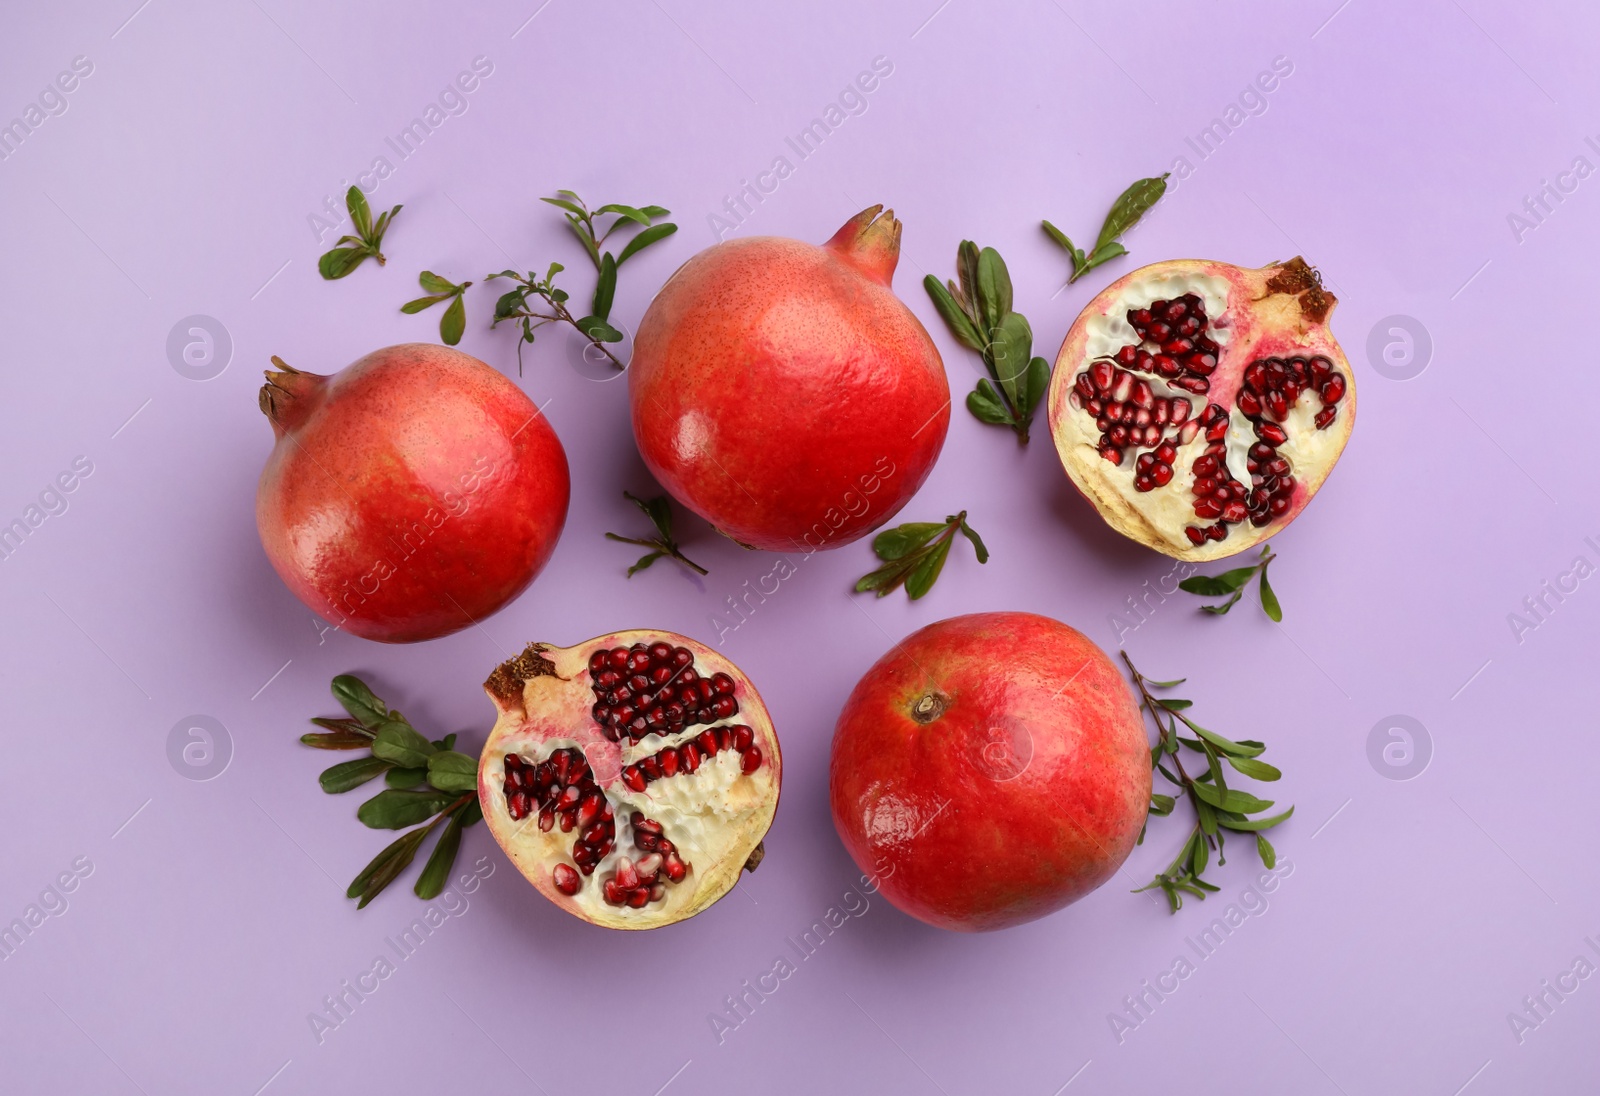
1 0 1596 1092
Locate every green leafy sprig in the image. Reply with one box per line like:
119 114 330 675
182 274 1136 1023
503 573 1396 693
401 271 472 346
489 191 677 373
1043 173 1169 285
924 244 1051 444
1179 545 1282 621
318 186 402 280
604 491 707 577
854 511 988 600
1123 651 1293 913
301 674 483 908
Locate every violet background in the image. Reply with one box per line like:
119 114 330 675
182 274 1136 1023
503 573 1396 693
1 1 1596 1092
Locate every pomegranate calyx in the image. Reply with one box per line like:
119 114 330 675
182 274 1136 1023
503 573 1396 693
257 356 329 437
484 643 564 714
824 204 902 285
910 691 949 724
743 842 766 873
1259 257 1335 325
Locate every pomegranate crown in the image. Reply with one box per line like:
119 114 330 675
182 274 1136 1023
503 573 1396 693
825 205 901 285
258 356 328 437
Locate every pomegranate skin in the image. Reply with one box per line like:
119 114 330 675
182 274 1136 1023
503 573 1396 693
629 206 949 551
829 612 1150 932
256 344 569 643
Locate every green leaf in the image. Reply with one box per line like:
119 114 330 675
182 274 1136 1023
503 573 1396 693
974 247 1012 333
347 827 429 906
628 550 665 576
385 767 427 789
642 495 674 538
1180 566 1259 596
401 293 451 314
1093 173 1170 255
1085 240 1128 268
957 518 989 564
318 246 371 280
346 186 373 238
966 380 1014 425
904 536 953 600
494 288 527 321
1259 563 1283 622
426 750 479 793
1227 756 1282 781
301 727 373 750
574 315 623 342
418 270 456 294
592 252 617 321
1191 781 1275 813
955 241 981 319
415 814 463 899
432 733 458 752
1023 356 1051 416
988 312 1034 403
371 722 436 769
320 756 392 794
923 275 986 351
1180 718 1266 758
1191 830 1209 875
1216 806 1295 832
1156 697 1193 711
1041 220 1075 255
1255 833 1277 868
872 522 946 561
615 222 677 265
1148 793 1176 815
459 801 483 827
564 214 602 268
357 788 459 830
595 202 651 225
440 293 466 346
332 675 387 726
1200 590 1245 615
540 195 588 217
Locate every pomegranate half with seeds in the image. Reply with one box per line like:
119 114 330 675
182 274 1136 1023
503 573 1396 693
1047 258 1356 560
480 632 781 929
829 612 1150 932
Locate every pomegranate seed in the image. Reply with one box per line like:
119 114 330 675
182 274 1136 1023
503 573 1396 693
741 747 763 775
1075 373 1094 401
1131 379 1153 408
1085 397 1104 417
1193 455 1217 478
1245 362 1266 393
1148 321 1171 342
1270 495 1291 515
615 857 639 889
1155 441 1177 463
1237 391 1262 417
626 888 650 908
1319 374 1346 403
733 725 754 751
552 864 580 895
1205 524 1226 542
696 730 719 756
1090 360 1115 392
1099 444 1125 465
664 853 688 883
1111 370 1133 401
538 806 555 832
1276 474 1296 494
1177 421 1200 444
578 791 603 827
1314 405 1337 430
1194 477 1217 497
1169 399 1191 425
1115 346 1139 366
558 809 577 833
637 853 663 879
1193 497 1223 519
1309 356 1331 383
649 883 666 902
1152 354 1180 377
1187 353 1216 375
602 879 622 905
659 749 679 778
1172 375 1210 394
1153 401 1169 426
1152 463 1173 487
1255 421 1288 446
640 756 662 781
1132 407 1152 427
1184 526 1206 545
1221 501 1247 524
680 743 702 774
1134 474 1153 492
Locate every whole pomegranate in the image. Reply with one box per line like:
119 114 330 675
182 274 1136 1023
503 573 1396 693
629 206 949 552
256 344 569 643
479 631 781 929
829 612 1149 932
1047 257 1355 561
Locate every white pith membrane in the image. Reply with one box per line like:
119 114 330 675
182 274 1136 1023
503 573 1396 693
479 634 780 930
1048 258 1356 562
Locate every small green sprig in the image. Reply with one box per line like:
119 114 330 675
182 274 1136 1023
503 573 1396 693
604 491 707 577
401 271 472 346
1043 173 1169 285
318 186 402 279
924 244 1051 444
301 674 482 908
490 191 676 373
1179 545 1282 621
854 511 988 601
1123 651 1293 914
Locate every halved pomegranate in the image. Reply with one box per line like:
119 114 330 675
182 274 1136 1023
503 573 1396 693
479 631 781 929
1047 258 1356 561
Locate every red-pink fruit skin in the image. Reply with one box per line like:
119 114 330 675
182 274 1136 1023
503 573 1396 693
629 235 949 551
256 344 570 643
829 612 1151 932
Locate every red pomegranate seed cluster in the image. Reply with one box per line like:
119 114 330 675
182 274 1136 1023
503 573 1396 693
502 748 616 874
588 642 738 742
1182 354 1345 546
601 813 690 908
620 723 762 792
